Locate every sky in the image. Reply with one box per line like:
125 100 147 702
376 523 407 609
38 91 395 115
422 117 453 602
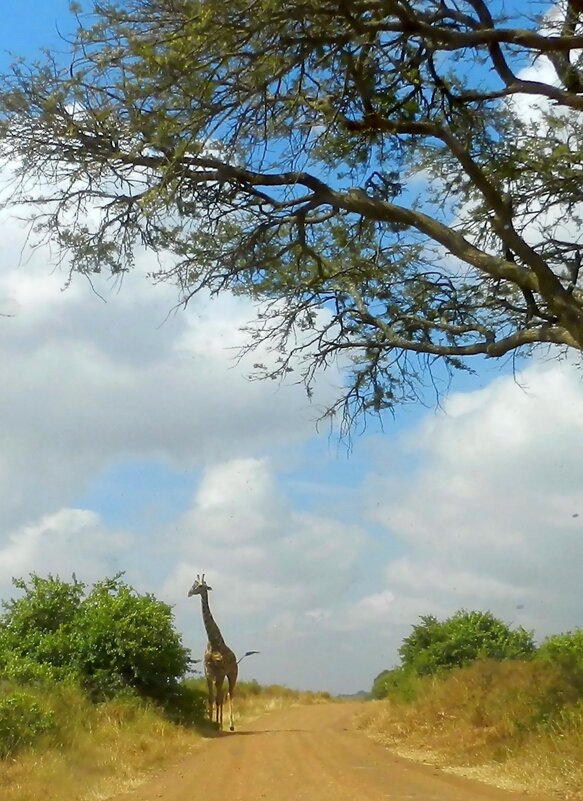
0 1 582 695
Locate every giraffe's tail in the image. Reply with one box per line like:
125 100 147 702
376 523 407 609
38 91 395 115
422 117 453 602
237 650 260 664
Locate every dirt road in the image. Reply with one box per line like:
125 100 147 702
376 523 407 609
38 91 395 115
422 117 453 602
109 703 552 801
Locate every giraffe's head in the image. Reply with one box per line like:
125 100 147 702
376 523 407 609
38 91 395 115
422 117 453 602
187 573 213 597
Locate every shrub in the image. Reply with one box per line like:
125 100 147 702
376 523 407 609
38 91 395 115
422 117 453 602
537 629 583 693
361 658 583 765
371 667 419 701
72 576 190 699
399 610 535 677
0 653 65 684
236 679 262 698
0 575 83 675
0 573 191 700
0 690 55 757
161 682 207 726
371 670 391 700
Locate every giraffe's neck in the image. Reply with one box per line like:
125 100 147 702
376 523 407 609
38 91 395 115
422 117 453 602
199 591 227 650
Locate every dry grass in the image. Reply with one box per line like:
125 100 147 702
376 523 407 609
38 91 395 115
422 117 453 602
180 678 332 729
233 682 331 724
0 683 200 801
357 660 583 799
0 680 330 801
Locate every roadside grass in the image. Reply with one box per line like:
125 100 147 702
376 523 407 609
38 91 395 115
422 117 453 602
0 681 200 801
357 659 583 799
0 678 331 801
185 677 332 728
235 680 332 722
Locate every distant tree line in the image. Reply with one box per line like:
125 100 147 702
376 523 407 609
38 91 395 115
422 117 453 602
372 610 583 700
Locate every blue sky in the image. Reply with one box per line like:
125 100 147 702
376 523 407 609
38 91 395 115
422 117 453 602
0 1 73 62
1 1 582 695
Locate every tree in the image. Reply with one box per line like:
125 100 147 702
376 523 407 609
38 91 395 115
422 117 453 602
399 610 535 676
1 0 583 429
371 666 417 701
0 574 191 699
538 629 583 692
371 668 393 699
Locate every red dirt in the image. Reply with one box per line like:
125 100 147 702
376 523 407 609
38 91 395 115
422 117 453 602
107 703 553 801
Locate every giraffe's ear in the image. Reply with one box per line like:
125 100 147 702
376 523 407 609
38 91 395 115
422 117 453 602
206 584 213 591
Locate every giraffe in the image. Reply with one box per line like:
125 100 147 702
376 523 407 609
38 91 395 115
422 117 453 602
188 573 238 731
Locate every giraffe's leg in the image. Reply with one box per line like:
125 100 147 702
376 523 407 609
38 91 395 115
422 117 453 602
215 677 225 730
206 676 214 723
215 696 223 729
227 672 237 731
226 691 233 732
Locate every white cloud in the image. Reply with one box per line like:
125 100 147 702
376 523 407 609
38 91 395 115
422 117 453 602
0 198 342 535
142 456 371 690
305 608 332 621
161 456 368 618
0 508 133 588
509 55 557 125
0 175 374 692
385 559 525 603
3 342 583 692
343 589 396 627
362 360 583 643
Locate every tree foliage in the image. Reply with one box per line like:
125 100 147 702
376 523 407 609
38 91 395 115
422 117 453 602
1 0 583 428
398 610 535 676
371 666 418 701
0 574 191 699
0 691 55 758
538 629 583 692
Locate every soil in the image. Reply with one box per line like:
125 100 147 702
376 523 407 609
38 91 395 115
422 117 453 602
107 703 553 801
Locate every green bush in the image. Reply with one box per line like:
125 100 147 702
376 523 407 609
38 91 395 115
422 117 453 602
371 669 391 699
537 629 583 693
371 667 419 701
0 575 82 676
0 653 65 684
0 690 55 757
236 679 263 697
72 576 190 699
0 573 191 700
399 610 535 677
161 682 207 726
